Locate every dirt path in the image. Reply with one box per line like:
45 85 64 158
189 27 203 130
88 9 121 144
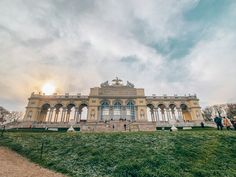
0 147 66 177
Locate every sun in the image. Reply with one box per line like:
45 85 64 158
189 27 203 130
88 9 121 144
42 83 55 95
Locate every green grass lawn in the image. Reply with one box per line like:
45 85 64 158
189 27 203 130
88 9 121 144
1 130 236 177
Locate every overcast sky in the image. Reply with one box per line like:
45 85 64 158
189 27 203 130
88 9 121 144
0 0 236 111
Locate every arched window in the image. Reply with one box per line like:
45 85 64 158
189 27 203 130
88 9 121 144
40 103 50 122
101 102 109 120
113 102 121 116
127 101 135 121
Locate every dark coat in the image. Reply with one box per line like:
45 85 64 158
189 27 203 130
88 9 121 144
214 117 222 124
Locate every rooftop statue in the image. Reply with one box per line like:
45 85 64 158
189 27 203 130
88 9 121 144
112 77 123 86
100 81 109 87
126 81 134 88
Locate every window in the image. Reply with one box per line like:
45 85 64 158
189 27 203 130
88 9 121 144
101 102 109 116
113 102 121 115
127 101 135 120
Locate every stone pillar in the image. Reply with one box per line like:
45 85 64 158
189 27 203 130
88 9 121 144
153 108 157 122
177 108 183 122
79 110 82 122
36 109 41 122
161 109 165 122
156 108 160 123
166 108 171 122
61 108 67 122
75 108 80 123
109 106 113 121
171 109 176 120
122 106 126 120
48 108 54 123
54 109 60 122
66 109 71 122
74 107 79 121
98 106 102 121
150 109 154 122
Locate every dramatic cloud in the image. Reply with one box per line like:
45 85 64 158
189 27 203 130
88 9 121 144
0 0 235 110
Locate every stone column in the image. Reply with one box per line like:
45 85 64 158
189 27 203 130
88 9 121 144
153 108 157 122
156 108 160 123
171 109 176 120
98 106 102 121
177 108 183 122
54 109 60 122
79 110 82 122
66 109 71 122
150 109 154 122
75 108 81 123
61 108 67 123
36 109 41 122
48 108 54 123
109 106 113 121
166 108 171 123
122 106 126 120
161 109 165 122
74 107 79 122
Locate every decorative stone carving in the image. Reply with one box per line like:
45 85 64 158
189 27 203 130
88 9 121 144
101 81 109 87
126 81 134 88
112 77 123 86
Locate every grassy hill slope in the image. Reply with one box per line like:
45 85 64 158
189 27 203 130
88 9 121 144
1 131 236 177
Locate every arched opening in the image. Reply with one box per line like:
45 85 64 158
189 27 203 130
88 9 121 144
169 104 177 120
147 104 155 122
54 104 63 122
80 104 88 121
101 102 109 121
127 101 135 121
180 104 192 122
39 103 50 122
113 102 121 120
158 104 166 122
66 104 76 122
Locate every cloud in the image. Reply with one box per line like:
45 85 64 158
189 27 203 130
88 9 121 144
0 0 235 110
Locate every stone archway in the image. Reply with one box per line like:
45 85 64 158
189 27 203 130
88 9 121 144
79 104 88 122
147 104 155 122
39 103 50 122
54 104 63 122
65 104 76 122
180 104 192 122
158 104 167 122
169 104 177 121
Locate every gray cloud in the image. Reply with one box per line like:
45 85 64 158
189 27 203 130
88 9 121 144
0 0 236 110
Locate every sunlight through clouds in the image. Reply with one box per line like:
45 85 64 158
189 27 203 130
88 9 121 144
0 0 236 110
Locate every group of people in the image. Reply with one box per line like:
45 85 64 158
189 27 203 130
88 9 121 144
214 116 236 130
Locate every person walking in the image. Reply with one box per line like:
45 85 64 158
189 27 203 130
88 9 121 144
223 117 232 130
214 116 223 130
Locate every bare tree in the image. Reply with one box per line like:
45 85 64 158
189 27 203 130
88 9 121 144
0 106 10 124
0 106 23 125
227 104 236 120
202 107 213 121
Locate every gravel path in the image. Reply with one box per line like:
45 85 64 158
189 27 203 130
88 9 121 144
0 147 66 177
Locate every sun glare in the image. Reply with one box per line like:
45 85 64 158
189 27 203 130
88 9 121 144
42 83 55 95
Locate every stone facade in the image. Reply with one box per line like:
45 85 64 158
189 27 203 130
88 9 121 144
24 78 203 131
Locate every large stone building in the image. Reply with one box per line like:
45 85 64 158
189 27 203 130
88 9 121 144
24 78 203 131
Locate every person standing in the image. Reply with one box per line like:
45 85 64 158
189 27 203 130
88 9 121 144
223 117 232 130
214 116 223 130
200 122 205 128
233 120 236 130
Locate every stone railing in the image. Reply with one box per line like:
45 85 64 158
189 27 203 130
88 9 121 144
146 95 197 100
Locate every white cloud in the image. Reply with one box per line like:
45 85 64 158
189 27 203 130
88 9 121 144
186 29 236 105
0 0 235 110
